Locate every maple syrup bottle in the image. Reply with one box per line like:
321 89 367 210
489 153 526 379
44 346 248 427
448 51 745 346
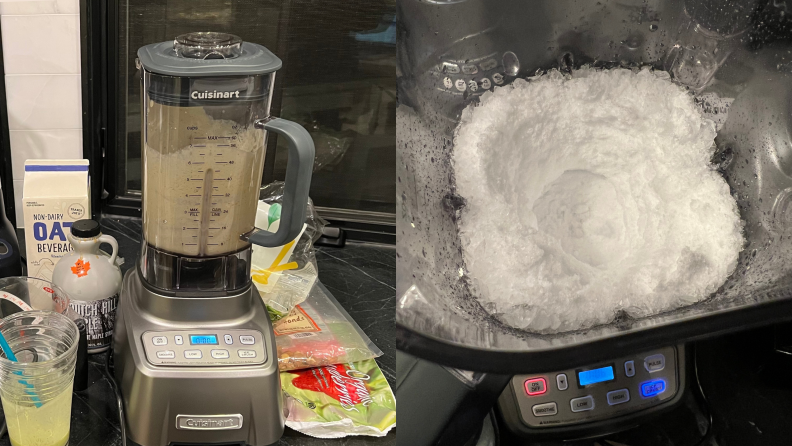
52 219 122 353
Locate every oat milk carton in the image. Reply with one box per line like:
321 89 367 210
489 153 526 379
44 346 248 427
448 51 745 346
23 160 90 281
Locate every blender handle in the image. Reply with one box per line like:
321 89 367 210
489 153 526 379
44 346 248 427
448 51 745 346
248 117 315 247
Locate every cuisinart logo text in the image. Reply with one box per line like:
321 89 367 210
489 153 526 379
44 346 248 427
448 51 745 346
191 90 240 99
176 414 243 430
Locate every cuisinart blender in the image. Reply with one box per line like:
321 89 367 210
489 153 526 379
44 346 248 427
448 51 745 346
397 0 792 444
113 32 314 446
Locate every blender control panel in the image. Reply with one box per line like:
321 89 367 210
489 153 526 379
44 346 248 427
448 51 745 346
510 346 677 428
142 329 267 367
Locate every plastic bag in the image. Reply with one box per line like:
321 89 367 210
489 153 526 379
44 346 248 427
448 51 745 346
273 284 383 371
252 182 327 321
281 359 396 438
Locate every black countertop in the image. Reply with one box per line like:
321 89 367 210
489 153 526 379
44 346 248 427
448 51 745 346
0 216 395 446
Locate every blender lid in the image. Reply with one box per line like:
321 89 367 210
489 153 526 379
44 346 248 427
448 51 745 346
137 32 282 77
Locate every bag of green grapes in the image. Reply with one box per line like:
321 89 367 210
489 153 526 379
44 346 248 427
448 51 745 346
281 359 396 438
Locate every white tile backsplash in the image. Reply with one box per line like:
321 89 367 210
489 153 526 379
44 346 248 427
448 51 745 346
1 0 83 195
0 0 79 16
5 74 82 130
13 179 23 228
9 129 82 180
1 14 80 74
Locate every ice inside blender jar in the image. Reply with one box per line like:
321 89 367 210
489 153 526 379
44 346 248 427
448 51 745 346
396 0 792 353
142 99 265 257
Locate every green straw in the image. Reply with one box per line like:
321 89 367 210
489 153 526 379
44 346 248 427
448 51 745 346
0 331 43 408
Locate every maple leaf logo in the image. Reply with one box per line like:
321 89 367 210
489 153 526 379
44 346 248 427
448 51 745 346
71 259 91 278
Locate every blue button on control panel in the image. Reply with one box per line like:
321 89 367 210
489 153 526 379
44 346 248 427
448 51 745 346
640 379 666 398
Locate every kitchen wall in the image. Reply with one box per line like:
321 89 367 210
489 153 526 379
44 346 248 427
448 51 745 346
0 0 82 227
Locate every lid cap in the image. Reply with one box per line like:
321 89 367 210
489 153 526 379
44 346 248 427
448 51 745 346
71 220 100 238
137 31 282 77
174 32 242 60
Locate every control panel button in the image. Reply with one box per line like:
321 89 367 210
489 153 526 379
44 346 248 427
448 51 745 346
570 396 595 412
461 64 479 75
184 350 202 359
480 59 498 71
607 389 630 405
174 335 183 345
454 79 467 92
442 62 460 74
641 379 666 397
224 334 233 345
152 336 167 346
644 354 665 372
211 349 230 359
156 350 175 359
238 350 257 358
524 378 547 396
531 402 558 417
624 360 635 377
239 335 255 345
556 374 568 391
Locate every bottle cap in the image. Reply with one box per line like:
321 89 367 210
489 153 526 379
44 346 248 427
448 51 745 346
70 220 101 238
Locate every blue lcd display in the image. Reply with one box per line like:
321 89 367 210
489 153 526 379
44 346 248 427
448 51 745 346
577 366 615 386
189 335 218 345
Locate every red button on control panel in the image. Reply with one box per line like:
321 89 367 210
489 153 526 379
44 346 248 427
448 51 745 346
524 377 547 396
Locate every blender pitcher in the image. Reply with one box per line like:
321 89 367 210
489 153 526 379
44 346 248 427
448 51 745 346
137 32 314 292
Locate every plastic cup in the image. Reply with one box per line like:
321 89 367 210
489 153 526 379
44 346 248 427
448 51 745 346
0 277 70 318
0 311 79 446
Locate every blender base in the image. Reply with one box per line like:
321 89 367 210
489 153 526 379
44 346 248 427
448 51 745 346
113 268 283 446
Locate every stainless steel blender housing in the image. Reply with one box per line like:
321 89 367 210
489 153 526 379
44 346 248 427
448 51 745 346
396 0 792 373
114 32 315 446
114 271 283 446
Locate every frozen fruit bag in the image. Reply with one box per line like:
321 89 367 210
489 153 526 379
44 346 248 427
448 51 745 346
273 284 383 371
252 181 326 321
281 359 396 438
